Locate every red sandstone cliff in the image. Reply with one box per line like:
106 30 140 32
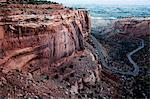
0 6 91 72
114 18 150 37
0 3 101 98
0 3 121 99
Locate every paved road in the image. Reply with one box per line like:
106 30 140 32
127 38 144 76
91 35 144 76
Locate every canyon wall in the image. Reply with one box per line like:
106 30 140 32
114 18 150 37
0 5 91 72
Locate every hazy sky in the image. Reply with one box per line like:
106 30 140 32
50 0 150 5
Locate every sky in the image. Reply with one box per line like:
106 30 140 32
49 0 150 5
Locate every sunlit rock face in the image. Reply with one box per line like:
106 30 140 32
114 18 150 37
0 5 91 72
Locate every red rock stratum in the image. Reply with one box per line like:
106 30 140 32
0 4 91 72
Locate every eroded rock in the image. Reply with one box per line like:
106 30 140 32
114 18 150 37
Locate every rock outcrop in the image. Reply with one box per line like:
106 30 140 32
0 4 91 72
114 18 150 37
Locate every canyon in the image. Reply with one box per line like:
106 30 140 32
0 2 120 98
92 17 150 98
0 1 149 99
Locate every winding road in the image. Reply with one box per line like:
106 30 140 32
91 35 144 76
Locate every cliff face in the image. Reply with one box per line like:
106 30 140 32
0 4 121 99
0 5 91 72
114 18 150 37
0 4 108 98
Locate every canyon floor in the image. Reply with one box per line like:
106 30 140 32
92 18 150 98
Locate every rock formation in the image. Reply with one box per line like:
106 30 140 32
0 3 121 99
0 4 91 72
114 18 150 37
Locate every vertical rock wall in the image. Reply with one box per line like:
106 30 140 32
0 6 91 72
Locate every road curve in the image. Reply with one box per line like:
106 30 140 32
91 35 144 76
127 38 144 76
